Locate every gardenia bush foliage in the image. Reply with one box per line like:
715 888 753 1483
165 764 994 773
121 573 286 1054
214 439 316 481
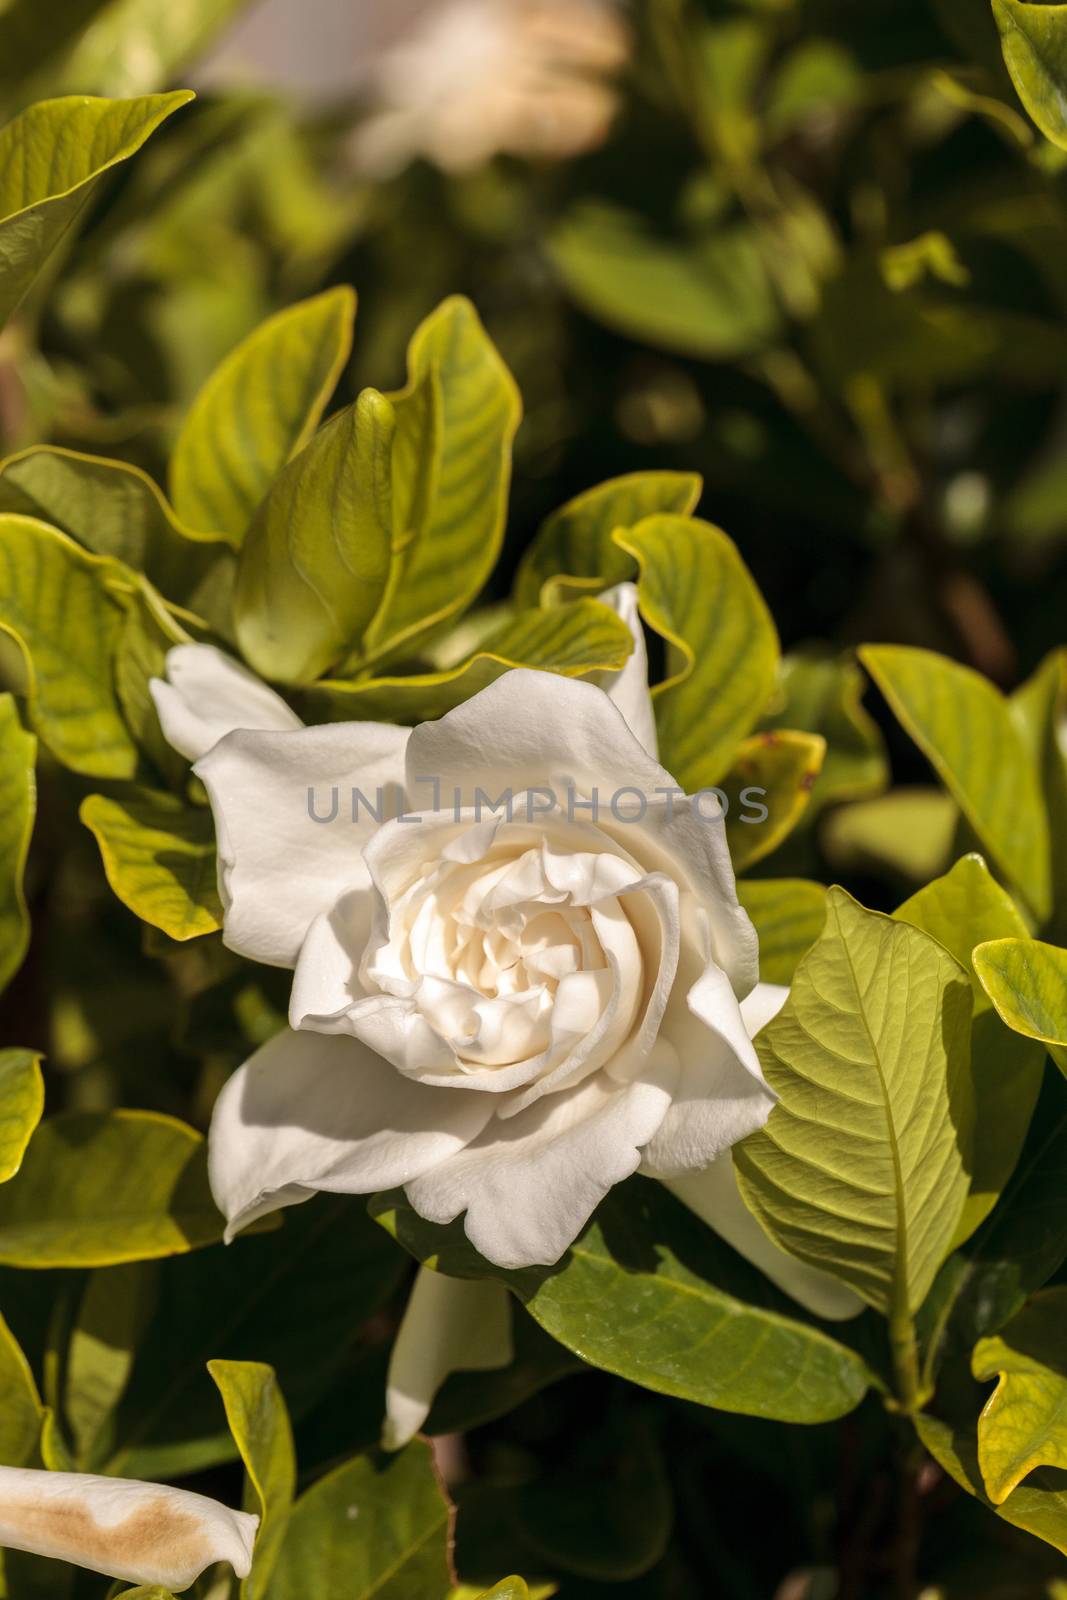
5 1 1067 1597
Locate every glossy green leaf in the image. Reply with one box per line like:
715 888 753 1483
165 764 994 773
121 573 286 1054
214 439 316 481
208 1360 295 1600
80 788 222 941
265 1440 452 1600
65 1262 157 1469
721 729 824 871
735 888 974 1315
513 472 701 609
0 515 137 778
0 694 34 994
736 878 827 984
53 0 254 97
897 856 1043 1241
973 1288 1067 1503
0 446 223 603
762 650 887 813
0 1050 43 1186
112 579 194 785
1013 648 1067 942
0 91 191 328
372 1181 873 1425
234 387 396 684
0 1110 222 1267
918 1407 1067 1558
821 787 957 887
860 645 1051 921
616 515 778 790
107 1196 405 1479
973 937 1067 1075
171 286 356 546
473 1583 530 1600
357 296 521 666
993 0 1067 150
0 1311 44 1467
305 599 632 724
549 204 781 361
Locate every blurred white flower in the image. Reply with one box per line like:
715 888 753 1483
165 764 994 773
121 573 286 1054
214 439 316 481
353 0 631 177
0 1466 257 1592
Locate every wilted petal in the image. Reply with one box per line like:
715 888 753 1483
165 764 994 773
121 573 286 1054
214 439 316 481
209 1026 494 1238
665 1157 864 1322
195 722 408 966
405 1053 677 1269
382 1267 514 1450
150 643 302 762
0 1465 257 1592
595 582 657 759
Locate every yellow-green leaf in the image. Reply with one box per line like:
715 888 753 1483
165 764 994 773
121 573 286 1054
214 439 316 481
821 787 957 887
66 1262 157 1470
52 0 253 98
0 91 192 328
993 0 1067 149
722 729 824 871
304 599 633 725
860 645 1051 922
616 514 778 791
171 286 356 546
0 693 34 994
736 878 827 984
973 1287 1067 1503
0 1049 43 1185
80 788 222 941
0 515 138 778
0 1109 223 1266
208 1360 294 1599
234 387 395 684
513 472 701 608
1013 647 1067 942
0 1312 44 1467
917 1409 1067 1559
973 937 1067 1076
358 296 521 665
762 650 887 812
735 888 974 1316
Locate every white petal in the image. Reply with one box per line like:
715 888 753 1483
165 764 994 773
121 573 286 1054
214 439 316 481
382 1268 514 1450
209 1027 494 1238
595 582 658 759
150 643 302 762
0 1465 257 1592
740 981 789 1036
195 722 408 967
665 1157 864 1321
405 1054 677 1269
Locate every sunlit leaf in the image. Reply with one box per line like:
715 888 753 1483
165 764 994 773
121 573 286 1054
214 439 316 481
736 878 827 984
0 1050 44 1187
80 788 222 941
0 1311 43 1467
721 729 824 870
992 0 1067 150
66 1262 157 1469
0 693 34 994
52 0 254 97
208 1360 295 1600
973 1288 1067 1503
918 1407 1067 1559
762 650 887 813
973 937 1067 1076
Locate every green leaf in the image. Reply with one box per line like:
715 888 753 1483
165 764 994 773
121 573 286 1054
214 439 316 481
80 788 222 941
0 1049 44 1185
107 1196 405 1479
821 787 957 888
171 287 356 546
992 0 1067 150
1013 648 1067 942
0 1109 223 1267
65 1262 157 1469
304 599 633 724
357 296 521 666
721 729 824 871
860 645 1051 922
973 937 1067 1075
0 446 223 603
762 650 887 813
372 1180 873 1425
208 1360 295 1600
473 1583 530 1600
735 888 974 1316
0 1311 44 1466
918 1406 1067 1558
0 515 138 778
973 1288 1067 1503
897 857 1044 1241
616 515 778 790
265 1441 452 1600
234 388 396 684
0 693 34 994
52 0 254 97
513 472 701 609
111 579 194 784
736 878 827 984
549 204 781 361
0 91 192 328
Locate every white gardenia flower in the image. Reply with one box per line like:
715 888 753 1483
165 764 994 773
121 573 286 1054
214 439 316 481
0 1465 257 1591
151 583 860 1322
353 0 630 178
